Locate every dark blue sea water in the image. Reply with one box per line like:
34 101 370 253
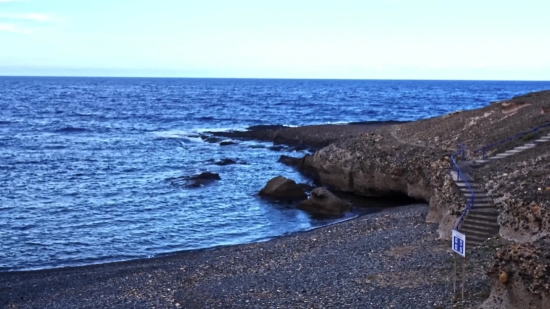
1 77 550 271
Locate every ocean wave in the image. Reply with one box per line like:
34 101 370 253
151 130 203 143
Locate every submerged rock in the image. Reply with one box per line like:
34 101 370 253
168 172 221 188
202 136 224 143
259 176 307 201
214 158 237 166
297 187 352 215
220 141 237 146
269 145 286 151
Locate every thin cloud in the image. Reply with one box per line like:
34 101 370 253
0 23 33 34
0 13 55 22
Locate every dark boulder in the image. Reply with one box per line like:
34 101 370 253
297 187 352 215
278 155 303 168
168 172 221 188
248 144 266 149
220 141 237 146
259 176 307 201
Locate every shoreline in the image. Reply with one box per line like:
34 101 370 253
0 120 415 275
1 204 489 308
1 208 366 275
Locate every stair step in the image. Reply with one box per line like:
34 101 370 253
450 173 474 182
462 219 500 230
534 139 550 143
467 212 499 220
460 188 485 193
524 143 536 147
515 144 535 149
462 228 496 240
469 208 499 215
462 196 492 202
455 181 479 188
495 153 514 157
505 150 522 153
463 195 491 201
464 198 494 204
472 160 489 164
470 202 497 208
469 204 496 210
472 203 494 208
462 194 491 200
461 222 500 234
463 229 498 239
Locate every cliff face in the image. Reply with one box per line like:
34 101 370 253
304 130 463 239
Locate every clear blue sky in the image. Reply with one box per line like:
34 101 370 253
1 0 549 79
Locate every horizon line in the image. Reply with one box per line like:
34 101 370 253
1 75 550 82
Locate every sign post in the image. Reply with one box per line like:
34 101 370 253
452 229 466 257
451 229 466 300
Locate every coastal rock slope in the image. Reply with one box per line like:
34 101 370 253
299 91 550 235
296 90 550 307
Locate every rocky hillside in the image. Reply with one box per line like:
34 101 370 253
294 90 550 307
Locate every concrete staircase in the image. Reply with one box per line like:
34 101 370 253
470 132 550 168
450 131 550 248
450 170 500 247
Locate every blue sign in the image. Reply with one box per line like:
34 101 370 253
452 230 466 257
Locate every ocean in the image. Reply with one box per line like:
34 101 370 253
1 77 549 271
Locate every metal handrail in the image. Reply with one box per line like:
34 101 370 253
450 144 475 230
473 121 550 159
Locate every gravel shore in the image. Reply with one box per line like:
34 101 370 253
0 204 489 309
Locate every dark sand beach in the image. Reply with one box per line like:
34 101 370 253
0 204 491 309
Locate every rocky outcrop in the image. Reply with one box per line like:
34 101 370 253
206 122 403 149
298 131 463 239
297 187 351 215
291 90 550 242
480 240 550 309
259 176 307 201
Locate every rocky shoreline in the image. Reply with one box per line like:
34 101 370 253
209 90 550 308
2 91 549 308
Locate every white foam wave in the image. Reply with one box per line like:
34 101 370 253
151 130 203 143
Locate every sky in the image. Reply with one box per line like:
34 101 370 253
0 0 549 80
